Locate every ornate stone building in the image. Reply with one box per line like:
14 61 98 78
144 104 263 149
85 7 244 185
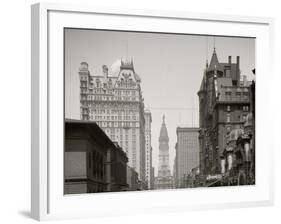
78 60 146 183
197 49 251 180
154 116 174 189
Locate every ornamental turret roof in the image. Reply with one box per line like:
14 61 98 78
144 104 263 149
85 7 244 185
159 115 169 142
120 59 134 71
207 48 223 72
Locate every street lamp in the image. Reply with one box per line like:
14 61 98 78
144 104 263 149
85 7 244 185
220 155 226 174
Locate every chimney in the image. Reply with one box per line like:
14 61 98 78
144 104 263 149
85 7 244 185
243 75 247 86
228 56 232 65
236 56 240 66
102 65 108 79
236 56 240 86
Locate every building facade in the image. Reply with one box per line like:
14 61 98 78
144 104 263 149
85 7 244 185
78 60 146 182
218 80 255 186
144 110 153 189
64 120 128 194
154 116 174 189
175 127 200 188
197 49 251 181
150 166 155 190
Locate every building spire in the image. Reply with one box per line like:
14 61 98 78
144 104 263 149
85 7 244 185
159 115 169 142
209 47 219 70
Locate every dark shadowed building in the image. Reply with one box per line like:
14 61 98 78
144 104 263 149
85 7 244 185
198 48 251 181
64 120 128 194
218 78 255 186
126 166 141 191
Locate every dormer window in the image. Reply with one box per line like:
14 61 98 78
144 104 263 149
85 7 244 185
96 79 100 88
226 113 231 123
225 91 232 96
108 78 112 86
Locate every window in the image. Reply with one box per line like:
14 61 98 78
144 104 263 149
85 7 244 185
225 91 232 96
226 113 231 123
226 126 231 134
243 106 249 111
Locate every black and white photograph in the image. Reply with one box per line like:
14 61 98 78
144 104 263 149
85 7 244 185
64 28 255 194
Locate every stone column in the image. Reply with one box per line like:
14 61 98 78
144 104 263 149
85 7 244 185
220 157 226 174
227 153 233 171
244 142 250 162
244 141 251 184
105 148 111 192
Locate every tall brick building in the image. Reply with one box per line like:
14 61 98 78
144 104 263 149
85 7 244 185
78 60 146 183
197 48 251 177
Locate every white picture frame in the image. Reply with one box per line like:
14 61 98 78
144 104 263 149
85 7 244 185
31 2 274 221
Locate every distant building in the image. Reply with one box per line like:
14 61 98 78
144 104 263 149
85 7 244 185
154 116 174 190
198 48 251 180
150 166 155 190
78 60 146 182
175 127 200 188
173 152 177 188
144 110 153 189
64 120 128 194
127 166 141 191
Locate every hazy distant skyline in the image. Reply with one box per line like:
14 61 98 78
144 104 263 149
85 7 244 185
64 28 255 175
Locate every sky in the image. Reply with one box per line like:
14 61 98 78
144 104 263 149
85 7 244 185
64 28 255 175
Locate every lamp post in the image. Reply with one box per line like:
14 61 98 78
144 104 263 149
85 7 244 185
226 149 233 171
220 155 226 175
243 138 251 185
